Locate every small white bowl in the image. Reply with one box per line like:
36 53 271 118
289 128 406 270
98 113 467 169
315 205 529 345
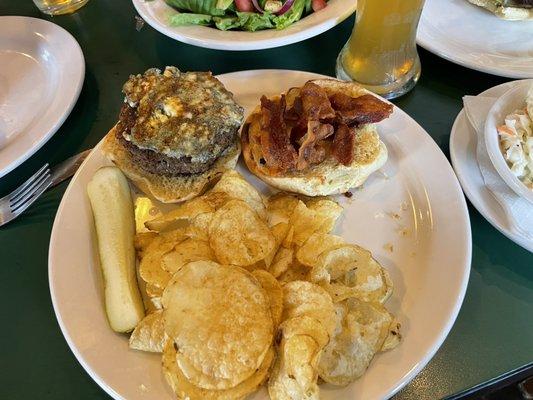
484 79 533 204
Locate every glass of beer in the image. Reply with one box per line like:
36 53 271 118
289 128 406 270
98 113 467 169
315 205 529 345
336 0 425 99
33 0 89 15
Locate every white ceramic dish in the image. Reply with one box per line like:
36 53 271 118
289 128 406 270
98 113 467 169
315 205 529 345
132 0 356 50
484 80 533 204
49 70 471 400
417 0 533 79
450 81 533 252
0 16 85 178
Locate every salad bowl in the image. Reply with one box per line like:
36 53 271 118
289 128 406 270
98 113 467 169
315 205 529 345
132 0 356 50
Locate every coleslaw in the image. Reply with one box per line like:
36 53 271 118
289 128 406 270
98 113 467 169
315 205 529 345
497 86 533 189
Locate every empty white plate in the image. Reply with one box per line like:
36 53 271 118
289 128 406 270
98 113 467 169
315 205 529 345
132 0 356 50
49 70 471 400
417 0 533 78
0 16 85 178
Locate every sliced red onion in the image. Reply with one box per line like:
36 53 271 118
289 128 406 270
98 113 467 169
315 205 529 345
276 0 295 15
251 0 265 13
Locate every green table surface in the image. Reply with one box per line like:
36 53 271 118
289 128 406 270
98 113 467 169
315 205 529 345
1 0 532 399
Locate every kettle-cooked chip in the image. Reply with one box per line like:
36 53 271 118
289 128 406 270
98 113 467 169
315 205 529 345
289 201 338 247
211 170 267 220
282 281 335 337
161 238 214 274
134 232 158 259
209 200 275 267
162 261 273 390
269 247 294 278
252 270 283 328
309 245 391 303
163 341 274 400
268 316 327 400
381 318 401 352
267 193 301 225
296 233 346 268
277 260 309 284
305 198 343 233
145 197 214 232
129 310 168 353
139 232 184 291
318 299 393 386
145 282 163 298
264 222 290 267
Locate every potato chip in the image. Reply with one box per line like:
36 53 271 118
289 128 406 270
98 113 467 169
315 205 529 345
268 316 327 400
269 247 294 278
381 318 401 352
145 282 163 298
277 260 309 284
145 197 214 232
162 261 273 390
161 238 214 274
185 212 213 242
149 296 162 311
282 226 295 249
134 232 158 259
281 281 335 337
296 233 345 268
267 193 300 225
129 310 168 353
316 248 391 304
290 201 336 247
318 298 393 386
252 270 283 328
134 197 162 233
211 170 267 220
139 235 178 291
264 222 290 267
209 200 275 267
305 198 343 233
163 341 274 400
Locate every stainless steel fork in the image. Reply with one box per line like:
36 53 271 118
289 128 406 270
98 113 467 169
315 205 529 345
0 164 52 226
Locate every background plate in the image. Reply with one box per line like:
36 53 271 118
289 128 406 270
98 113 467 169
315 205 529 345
132 0 356 50
450 81 533 253
49 70 472 400
0 16 85 177
417 0 533 79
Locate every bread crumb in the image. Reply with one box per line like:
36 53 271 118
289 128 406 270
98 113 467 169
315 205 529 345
344 191 353 198
398 227 409 237
388 212 401 220
384 243 394 252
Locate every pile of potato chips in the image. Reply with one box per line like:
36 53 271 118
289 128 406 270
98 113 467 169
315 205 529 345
129 170 401 400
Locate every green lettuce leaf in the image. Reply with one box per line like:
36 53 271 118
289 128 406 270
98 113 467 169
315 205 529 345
272 0 305 29
236 11 274 31
215 0 233 10
169 12 213 26
213 16 242 30
165 0 225 16
304 0 312 14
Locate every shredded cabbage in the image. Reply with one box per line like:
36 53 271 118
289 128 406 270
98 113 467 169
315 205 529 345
497 86 533 189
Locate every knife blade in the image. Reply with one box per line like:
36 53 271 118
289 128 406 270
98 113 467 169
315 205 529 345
50 149 92 188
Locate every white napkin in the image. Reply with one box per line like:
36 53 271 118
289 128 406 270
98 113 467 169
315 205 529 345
463 95 533 240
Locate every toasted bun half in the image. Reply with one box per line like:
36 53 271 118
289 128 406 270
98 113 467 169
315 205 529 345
241 80 388 197
102 126 240 203
467 0 533 20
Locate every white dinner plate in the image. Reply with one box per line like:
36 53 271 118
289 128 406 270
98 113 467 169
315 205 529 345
0 16 85 178
417 0 533 79
132 0 356 50
49 70 471 400
450 81 533 252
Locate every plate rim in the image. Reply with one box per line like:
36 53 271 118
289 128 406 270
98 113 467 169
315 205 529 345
131 0 356 51
449 81 533 253
49 69 472 400
416 0 533 79
0 15 85 177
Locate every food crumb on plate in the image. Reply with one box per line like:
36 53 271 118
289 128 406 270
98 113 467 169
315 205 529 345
384 243 394 252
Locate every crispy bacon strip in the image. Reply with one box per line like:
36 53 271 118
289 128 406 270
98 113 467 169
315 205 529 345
300 82 336 120
259 95 297 173
332 124 355 166
296 121 334 170
329 93 393 126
